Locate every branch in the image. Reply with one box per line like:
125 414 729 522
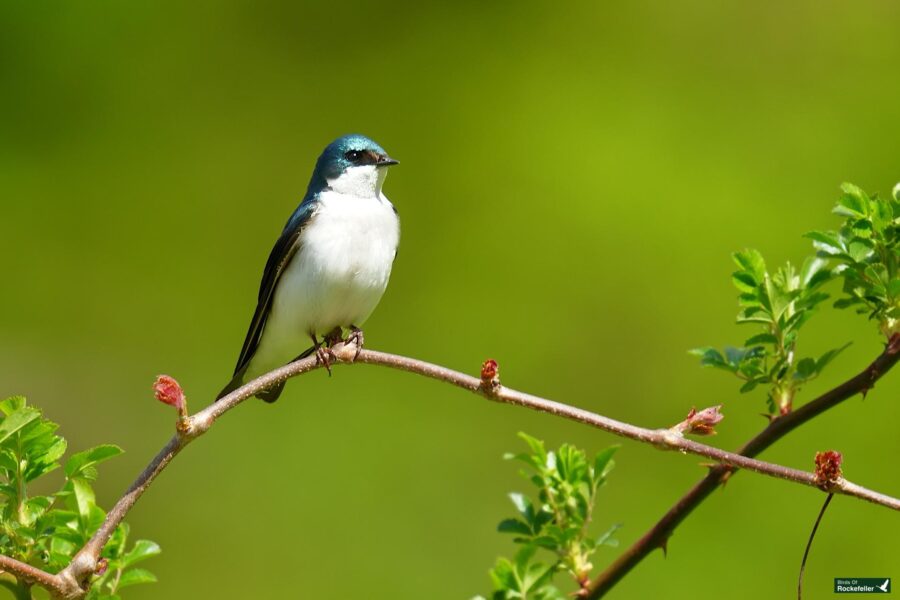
347 352 897 508
5 341 896 597
0 555 65 597
585 332 900 599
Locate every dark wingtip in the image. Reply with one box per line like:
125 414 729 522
256 381 285 403
217 375 283 403
216 377 240 402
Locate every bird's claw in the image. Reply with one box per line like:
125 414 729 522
346 326 364 361
315 346 335 375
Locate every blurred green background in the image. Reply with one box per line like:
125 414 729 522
2 1 900 598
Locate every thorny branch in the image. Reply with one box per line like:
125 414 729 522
585 333 900 599
1 341 898 598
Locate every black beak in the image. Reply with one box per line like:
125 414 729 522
377 154 399 166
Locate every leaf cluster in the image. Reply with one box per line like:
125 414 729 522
691 250 844 414
690 183 898 414
0 397 159 598
806 182 900 336
477 434 619 600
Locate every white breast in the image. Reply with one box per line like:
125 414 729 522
299 190 399 300
245 190 400 379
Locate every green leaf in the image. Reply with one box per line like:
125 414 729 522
596 523 622 548
0 407 41 444
592 446 617 482
102 522 130 561
498 518 533 536
799 256 832 288
797 291 830 313
519 560 557 595
515 433 547 466
833 297 863 309
874 194 893 224
70 478 96 520
736 308 773 325
850 218 874 238
847 240 873 263
794 358 817 380
0 397 26 416
689 347 726 368
781 310 809 334
21 496 53 526
65 445 124 479
116 568 157 589
731 271 758 293
733 249 766 281
489 557 517 591
508 493 534 524
122 540 161 568
724 346 751 366
529 535 560 551
739 380 759 393
888 279 900 298
835 182 869 217
743 333 777 346
804 231 843 254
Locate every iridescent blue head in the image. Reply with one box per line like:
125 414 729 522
307 134 398 198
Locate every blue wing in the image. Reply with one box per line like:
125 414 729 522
218 199 318 399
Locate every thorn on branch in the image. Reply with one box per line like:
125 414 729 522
480 359 500 396
861 370 879 399
672 405 724 436
813 450 843 491
719 468 735 487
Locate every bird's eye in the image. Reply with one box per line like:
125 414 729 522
345 150 362 162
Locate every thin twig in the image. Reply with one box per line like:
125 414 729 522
798 494 834 600
350 350 898 508
1 342 896 598
586 333 900 598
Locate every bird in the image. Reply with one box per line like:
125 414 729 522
217 134 400 402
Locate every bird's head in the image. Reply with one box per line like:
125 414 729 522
311 134 398 198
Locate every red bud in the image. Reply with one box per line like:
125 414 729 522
95 558 108 576
480 359 500 394
153 375 185 412
675 405 724 436
814 450 843 489
481 359 498 382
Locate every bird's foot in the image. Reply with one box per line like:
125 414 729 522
315 345 335 376
345 326 364 361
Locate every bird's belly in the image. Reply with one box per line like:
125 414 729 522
267 195 399 344
281 245 392 333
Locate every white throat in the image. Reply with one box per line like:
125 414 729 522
326 165 388 198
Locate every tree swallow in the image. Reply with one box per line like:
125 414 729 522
218 134 400 402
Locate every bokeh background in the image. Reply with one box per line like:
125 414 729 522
2 1 900 598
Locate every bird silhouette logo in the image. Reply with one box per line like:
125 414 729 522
877 579 890 592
